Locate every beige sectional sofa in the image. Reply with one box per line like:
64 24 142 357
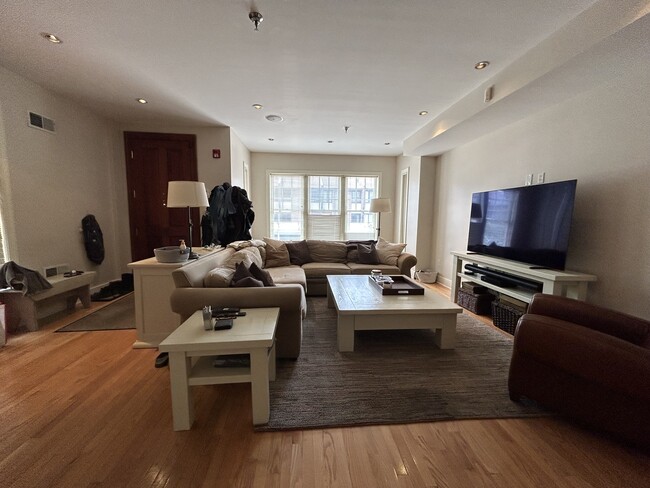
169 238 417 359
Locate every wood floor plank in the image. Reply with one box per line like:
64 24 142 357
1 290 648 488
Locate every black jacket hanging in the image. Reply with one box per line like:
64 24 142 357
81 214 105 264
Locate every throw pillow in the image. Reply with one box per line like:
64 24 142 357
375 237 406 266
263 237 291 267
249 262 275 287
232 261 253 283
231 276 264 288
357 242 380 264
285 240 313 265
346 240 375 263
204 267 235 287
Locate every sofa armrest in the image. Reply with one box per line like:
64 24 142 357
513 314 650 402
397 252 417 276
170 284 306 322
527 293 650 347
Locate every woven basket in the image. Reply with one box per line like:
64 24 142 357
491 300 527 335
457 289 494 315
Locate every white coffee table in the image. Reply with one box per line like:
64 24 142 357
158 307 279 430
327 275 463 352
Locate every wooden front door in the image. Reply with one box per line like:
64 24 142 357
124 132 200 262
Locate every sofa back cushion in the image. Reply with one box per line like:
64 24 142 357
223 246 263 270
263 237 291 267
306 240 348 263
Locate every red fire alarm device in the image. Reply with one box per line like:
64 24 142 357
212 149 221 159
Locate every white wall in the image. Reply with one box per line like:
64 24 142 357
0 65 128 286
120 124 232 193
250 153 398 240
432 63 650 318
229 130 251 191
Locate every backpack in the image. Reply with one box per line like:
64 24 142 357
81 214 105 264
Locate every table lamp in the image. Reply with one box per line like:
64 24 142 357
166 181 209 259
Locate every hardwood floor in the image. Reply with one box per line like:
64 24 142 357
0 288 647 488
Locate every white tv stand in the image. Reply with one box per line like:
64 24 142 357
451 251 597 304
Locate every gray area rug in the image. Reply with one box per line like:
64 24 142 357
56 293 135 332
257 296 547 431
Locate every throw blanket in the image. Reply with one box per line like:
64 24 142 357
0 261 52 295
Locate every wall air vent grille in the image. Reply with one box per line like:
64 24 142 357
28 112 56 133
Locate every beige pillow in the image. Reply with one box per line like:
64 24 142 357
375 237 406 266
204 267 235 287
263 237 291 267
223 246 263 270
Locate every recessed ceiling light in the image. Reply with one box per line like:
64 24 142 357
252 104 263 110
40 32 62 44
265 114 283 122
418 110 428 116
136 98 148 104
474 61 490 70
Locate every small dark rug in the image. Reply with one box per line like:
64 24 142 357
257 297 547 431
56 293 135 332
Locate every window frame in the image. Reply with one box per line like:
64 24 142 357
268 170 381 241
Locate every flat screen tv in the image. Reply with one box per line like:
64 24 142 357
467 179 577 270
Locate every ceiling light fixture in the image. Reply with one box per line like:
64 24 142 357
418 110 428 116
136 98 148 104
327 140 334 144
384 142 390 145
40 32 62 43
265 114 283 122
268 138 274 141
249 11 263 31
474 61 490 70
252 104 263 110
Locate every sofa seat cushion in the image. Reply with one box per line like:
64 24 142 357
266 266 307 290
347 263 400 275
302 262 351 277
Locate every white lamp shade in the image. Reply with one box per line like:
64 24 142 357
166 181 209 208
370 198 391 213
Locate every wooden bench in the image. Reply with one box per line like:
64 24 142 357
0 271 96 332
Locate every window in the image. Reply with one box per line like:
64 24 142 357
269 173 379 241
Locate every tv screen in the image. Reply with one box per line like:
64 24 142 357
467 180 577 270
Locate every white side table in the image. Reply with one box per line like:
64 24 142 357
158 307 280 430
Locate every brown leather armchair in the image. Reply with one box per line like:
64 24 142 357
508 293 650 449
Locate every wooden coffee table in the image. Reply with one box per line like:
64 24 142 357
158 307 279 430
327 275 462 352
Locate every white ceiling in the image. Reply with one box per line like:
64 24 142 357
0 0 615 156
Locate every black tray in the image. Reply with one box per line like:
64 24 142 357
369 275 425 295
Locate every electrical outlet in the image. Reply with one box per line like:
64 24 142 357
525 174 533 186
537 172 545 184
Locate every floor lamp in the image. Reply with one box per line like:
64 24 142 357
166 181 209 259
370 198 391 240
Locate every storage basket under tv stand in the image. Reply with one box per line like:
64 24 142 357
450 251 597 305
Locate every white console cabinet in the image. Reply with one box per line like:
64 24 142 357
128 249 218 349
450 251 597 305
